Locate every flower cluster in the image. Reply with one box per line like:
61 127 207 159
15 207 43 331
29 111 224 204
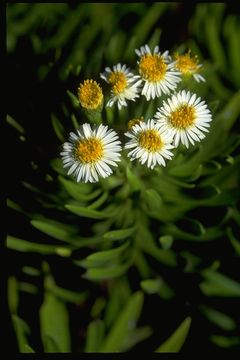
61 44 212 183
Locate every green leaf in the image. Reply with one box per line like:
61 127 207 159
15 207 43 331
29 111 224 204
65 204 113 219
126 166 143 192
71 113 80 130
105 105 114 125
7 114 25 133
232 207 240 226
7 235 71 255
83 259 132 281
215 90 240 132
206 63 231 100
140 279 162 294
143 189 163 213
12 315 32 353
74 64 82 76
67 90 79 108
23 345 35 353
200 305 236 331
205 13 226 74
51 113 65 142
155 317 192 352
122 34 137 62
181 251 202 273
91 297 106 318
47 285 88 304
208 99 220 114
224 16 240 87
42 335 60 352
40 291 71 352
7 198 26 214
88 191 108 210
140 278 174 299
103 227 135 240
136 223 177 267
22 266 40 276
55 247 72 257
134 249 152 278
8 276 19 314
50 158 66 175
19 282 38 294
134 3 168 46
104 278 132 329
148 27 162 49
31 219 78 243
161 221 223 242
81 241 130 267
227 227 240 255
105 31 126 63
210 335 240 348
200 270 240 297
59 175 99 201
85 320 105 352
100 291 144 352
159 235 174 250
122 326 153 351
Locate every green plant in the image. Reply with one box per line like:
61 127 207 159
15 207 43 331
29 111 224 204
7 3 240 352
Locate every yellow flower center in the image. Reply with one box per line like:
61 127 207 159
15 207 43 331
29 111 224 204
168 104 196 129
138 129 163 152
78 80 103 110
108 71 127 94
139 54 167 82
174 52 199 75
76 137 103 164
128 116 144 130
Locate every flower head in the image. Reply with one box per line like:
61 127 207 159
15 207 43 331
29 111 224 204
78 80 103 110
127 116 144 130
100 63 141 110
125 119 174 169
61 124 122 183
174 50 205 82
135 44 181 100
154 90 212 148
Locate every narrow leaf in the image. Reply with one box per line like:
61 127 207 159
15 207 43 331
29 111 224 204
85 241 129 264
7 114 25 133
12 315 31 353
59 175 99 201
31 219 77 243
126 166 143 192
7 235 71 255
83 259 132 281
155 317 192 352
122 326 153 351
67 90 79 108
227 227 240 255
100 291 144 352
200 305 236 331
51 113 65 142
65 204 113 219
85 320 105 352
40 292 71 352
103 227 135 240
200 270 240 297
210 335 240 348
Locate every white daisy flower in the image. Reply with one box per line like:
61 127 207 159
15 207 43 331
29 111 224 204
154 90 212 148
60 124 122 183
135 44 181 100
174 50 205 82
100 63 141 110
125 119 174 169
